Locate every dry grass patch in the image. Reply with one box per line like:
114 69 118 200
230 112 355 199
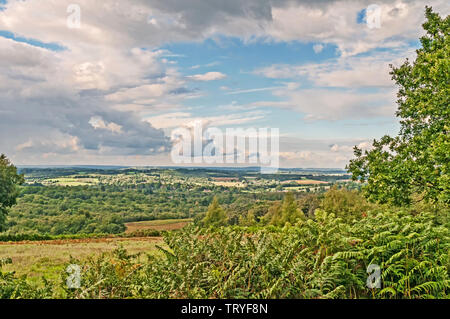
125 218 192 233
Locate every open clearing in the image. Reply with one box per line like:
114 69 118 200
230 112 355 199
0 218 192 285
0 237 163 284
296 180 329 185
43 177 100 186
125 218 192 233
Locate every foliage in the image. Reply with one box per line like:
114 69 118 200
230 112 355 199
320 186 374 222
263 193 306 226
0 257 53 299
0 155 24 231
347 8 449 206
43 208 449 299
0 229 162 242
202 197 228 227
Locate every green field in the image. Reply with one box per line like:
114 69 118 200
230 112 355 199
0 237 163 286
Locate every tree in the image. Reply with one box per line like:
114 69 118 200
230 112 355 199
202 196 228 227
320 186 373 222
239 209 256 226
265 193 305 226
0 154 25 231
280 192 305 224
347 7 449 206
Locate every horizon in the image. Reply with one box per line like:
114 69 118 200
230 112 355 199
1 1 449 168
17 165 348 172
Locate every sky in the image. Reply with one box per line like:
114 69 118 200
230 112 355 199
0 0 448 168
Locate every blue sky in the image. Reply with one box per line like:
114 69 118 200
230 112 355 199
0 0 448 168
158 38 399 140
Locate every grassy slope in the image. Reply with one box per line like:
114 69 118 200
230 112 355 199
0 237 163 286
0 219 192 286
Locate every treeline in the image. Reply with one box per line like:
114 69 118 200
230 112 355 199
200 187 378 227
0 229 162 242
4 183 287 235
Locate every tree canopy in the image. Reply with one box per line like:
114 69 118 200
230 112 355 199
347 7 449 206
0 154 24 231
202 196 228 227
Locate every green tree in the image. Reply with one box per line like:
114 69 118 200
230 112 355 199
0 154 25 231
320 186 373 222
280 192 305 224
202 196 227 227
266 193 305 226
239 209 256 226
347 7 449 206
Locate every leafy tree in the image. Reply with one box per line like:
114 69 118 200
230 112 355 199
202 196 228 227
297 193 321 218
280 192 305 224
320 186 373 222
238 209 257 226
266 193 305 226
0 154 24 231
347 7 449 206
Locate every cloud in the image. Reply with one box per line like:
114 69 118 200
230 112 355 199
0 36 172 158
250 85 397 121
252 50 414 122
187 71 227 81
330 141 371 153
264 0 449 57
0 0 447 165
255 49 416 88
312 44 324 53
88 117 123 134
2 1 445 57
276 136 373 168
146 110 267 129
225 86 284 95
190 61 220 69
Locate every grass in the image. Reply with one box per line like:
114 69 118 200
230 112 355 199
0 218 191 287
43 177 100 186
125 218 192 233
0 237 163 286
296 179 329 185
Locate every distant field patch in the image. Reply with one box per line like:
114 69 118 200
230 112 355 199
42 176 100 186
296 179 329 185
125 218 192 233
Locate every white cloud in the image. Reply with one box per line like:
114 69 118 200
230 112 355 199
255 49 416 88
225 86 284 95
89 117 123 134
146 110 267 129
0 0 447 165
187 71 227 81
313 44 324 53
250 85 397 121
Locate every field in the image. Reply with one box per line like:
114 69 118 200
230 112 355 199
0 237 163 285
0 218 194 285
124 218 192 233
296 179 329 185
42 177 100 186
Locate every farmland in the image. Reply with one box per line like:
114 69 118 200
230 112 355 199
3 166 353 236
1 166 448 300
